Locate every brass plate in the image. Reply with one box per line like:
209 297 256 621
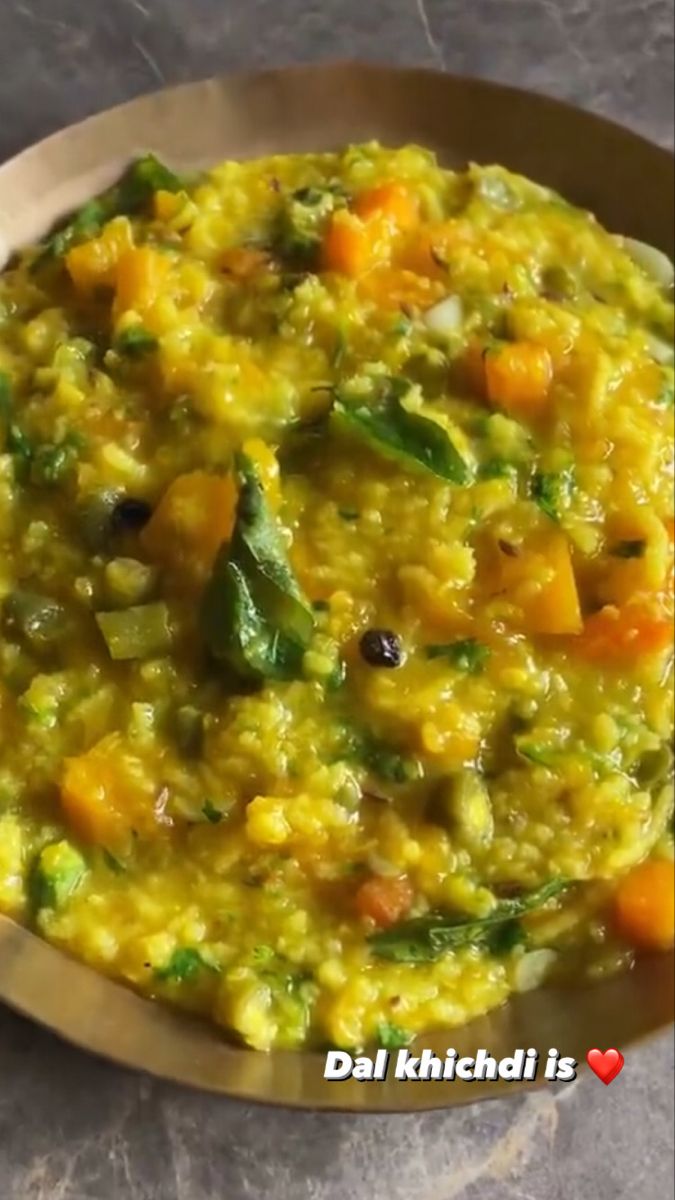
0 63 673 1111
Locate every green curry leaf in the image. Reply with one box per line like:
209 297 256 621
201 454 314 682
115 154 185 212
369 879 569 962
32 199 111 267
332 376 471 484
32 154 187 268
485 918 527 955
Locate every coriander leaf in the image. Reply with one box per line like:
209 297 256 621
201 799 223 824
392 314 413 337
30 841 87 912
276 184 346 266
0 374 34 478
363 740 420 784
253 955 317 1047
369 879 569 962
344 726 421 784
376 1022 412 1050
155 947 219 982
8 426 36 476
425 638 490 674
116 327 159 358
31 434 82 486
252 944 275 963
531 467 574 522
333 376 470 484
324 658 347 691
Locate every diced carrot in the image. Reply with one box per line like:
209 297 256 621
355 875 413 927
61 734 170 847
114 245 171 317
321 210 373 277
575 602 673 662
141 470 237 582
323 186 420 278
65 217 134 292
613 859 675 950
353 182 419 231
219 246 273 279
485 342 553 417
495 530 582 635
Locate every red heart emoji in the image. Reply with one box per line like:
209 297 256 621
586 1048 624 1085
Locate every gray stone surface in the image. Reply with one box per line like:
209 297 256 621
0 1006 673 1200
0 2 673 1197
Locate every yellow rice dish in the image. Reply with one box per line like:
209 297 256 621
0 144 673 1053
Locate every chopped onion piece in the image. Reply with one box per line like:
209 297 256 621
620 237 674 290
513 948 557 993
423 294 463 335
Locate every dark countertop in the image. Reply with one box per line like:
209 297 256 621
0 3 673 1197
